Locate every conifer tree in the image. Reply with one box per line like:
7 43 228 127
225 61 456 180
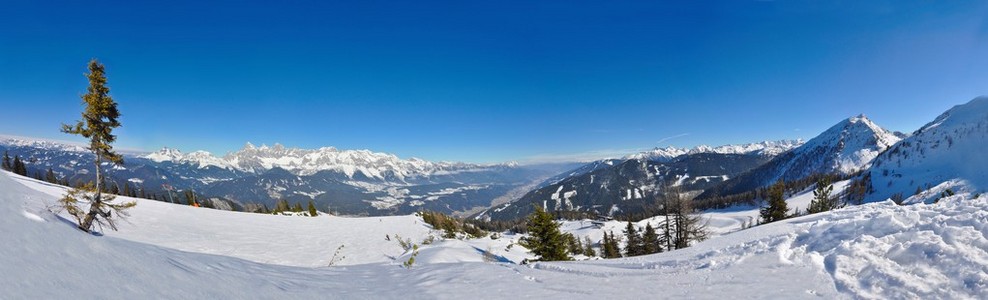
518 205 570 261
608 231 622 258
1 151 10 171
12 155 27 176
583 236 596 257
307 200 318 217
623 221 644 257
60 59 135 232
45 167 57 183
122 182 132 198
642 223 661 254
807 177 840 214
760 180 788 224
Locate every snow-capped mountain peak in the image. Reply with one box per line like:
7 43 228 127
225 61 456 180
0 136 89 153
868 96 988 203
626 140 804 162
144 147 233 170
139 142 508 181
791 114 901 175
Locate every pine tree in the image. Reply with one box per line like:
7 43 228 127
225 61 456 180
642 223 661 254
623 221 644 257
583 236 597 257
601 232 613 258
760 180 789 224
108 182 119 195
607 231 622 258
293 202 303 212
518 205 570 261
807 177 840 214
12 155 27 176
60 59 134 232
45 168 57 183
307 200 318 217
122 182 132 198
1 151 11 171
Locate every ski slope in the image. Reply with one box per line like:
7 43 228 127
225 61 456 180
3 170 987 299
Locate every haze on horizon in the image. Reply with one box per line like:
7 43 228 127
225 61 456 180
1 1 987 164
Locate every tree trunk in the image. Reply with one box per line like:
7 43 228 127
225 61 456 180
79 155 103 232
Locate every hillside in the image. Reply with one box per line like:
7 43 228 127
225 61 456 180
477 142 799 221
866 96 988 204
5 169 988 298
699 115 901 199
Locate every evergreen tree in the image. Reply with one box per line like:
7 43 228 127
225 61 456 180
583 236 597 257
293 202 303 212
12 155 27 176
45 168 57 183
108 182 119 195
307 200 318 217
1 151 10 171
642 223 661 254
122 182 132 198
564 233 583 256
518 206 570 261
759 180 789 224
60 59 134 232
599 231 621 259
623 221 644 257
807 177 840 214
273 199 291 213
607 231 622 258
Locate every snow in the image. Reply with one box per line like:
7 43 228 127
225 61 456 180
779 115 901 179
4 169 988 299
868 97 988 204
139 142 515 181
627 139 804 162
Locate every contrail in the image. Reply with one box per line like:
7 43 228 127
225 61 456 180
656 133 690 145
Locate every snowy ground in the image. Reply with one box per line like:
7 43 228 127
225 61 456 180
3 171 987 299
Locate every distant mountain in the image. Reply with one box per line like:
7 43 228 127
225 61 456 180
0 138 549 216
626 140 803 162
698 115 901 199
475 141 799 221
145 142 513 182
865 97 988 204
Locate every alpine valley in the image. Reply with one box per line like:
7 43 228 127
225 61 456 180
0 139 566 216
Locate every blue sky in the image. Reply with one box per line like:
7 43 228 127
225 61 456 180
1 1 987 163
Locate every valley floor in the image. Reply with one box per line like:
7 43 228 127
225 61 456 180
2 171 986 299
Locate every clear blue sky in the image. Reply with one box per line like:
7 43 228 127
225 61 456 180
1 1 986 163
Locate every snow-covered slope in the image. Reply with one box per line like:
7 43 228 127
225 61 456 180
700 115 900 198
867 97 988 204
6 169 988 299
626 140 803 162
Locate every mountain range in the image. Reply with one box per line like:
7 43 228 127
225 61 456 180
0 139 555 216
4 97 985 221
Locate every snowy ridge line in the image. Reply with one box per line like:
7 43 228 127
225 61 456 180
626 139 804 162
145 142 517 180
